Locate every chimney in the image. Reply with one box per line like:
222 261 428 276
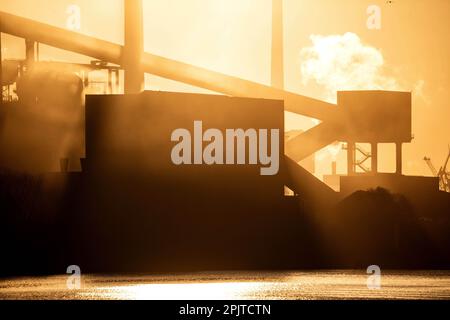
123 0 144 94
271 0 284 90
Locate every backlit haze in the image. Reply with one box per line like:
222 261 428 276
1 0 448 179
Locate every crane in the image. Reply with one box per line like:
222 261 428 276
424 157 438 176
424 146 450 192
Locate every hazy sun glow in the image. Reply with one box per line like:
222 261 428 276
0 0 449 178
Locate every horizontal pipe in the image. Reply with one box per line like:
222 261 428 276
141 53 337 120
0 11 338 121
0 12 122 65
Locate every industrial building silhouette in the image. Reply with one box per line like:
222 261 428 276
0 1 449 275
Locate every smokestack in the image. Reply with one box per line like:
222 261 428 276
271 0 284 89
123 0 144 94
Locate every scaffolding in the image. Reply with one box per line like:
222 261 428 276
343 143 372 174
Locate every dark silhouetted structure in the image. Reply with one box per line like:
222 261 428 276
0 4 449 275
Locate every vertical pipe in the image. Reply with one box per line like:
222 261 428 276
0 32 3 106
271 0 284 89
396 142 402 175
371 142 378 173
123 0 144 94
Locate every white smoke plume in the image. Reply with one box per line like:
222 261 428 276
299 32 430 178
300 32 401 103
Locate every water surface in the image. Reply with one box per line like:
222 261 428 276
1 270 450 300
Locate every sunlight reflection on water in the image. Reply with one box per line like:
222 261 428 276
1 271 450 300
93 282 270 300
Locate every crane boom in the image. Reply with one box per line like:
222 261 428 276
424 157 438 177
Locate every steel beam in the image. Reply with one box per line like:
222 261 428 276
285 122 342 162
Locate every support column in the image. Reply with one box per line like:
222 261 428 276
347 142 355 175
331 161 337 175
396 142 403 175
123 0 144 94
115 69 120 94
25 39 35 70
371 142 378 173
108 69 113 94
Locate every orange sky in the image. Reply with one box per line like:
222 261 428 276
1 0 449 178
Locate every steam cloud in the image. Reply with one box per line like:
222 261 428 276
300 33 429 177
300 32 400 103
